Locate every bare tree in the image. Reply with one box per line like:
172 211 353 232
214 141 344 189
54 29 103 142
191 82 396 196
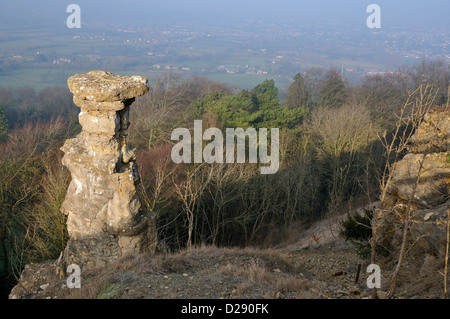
305 103 376 218
173 163 212 249
130 72 190 151
371 84 436 298
0 118 71 283
200 163 246 245
385 159 424 299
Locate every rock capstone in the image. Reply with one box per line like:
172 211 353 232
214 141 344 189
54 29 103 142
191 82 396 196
67 70 149 102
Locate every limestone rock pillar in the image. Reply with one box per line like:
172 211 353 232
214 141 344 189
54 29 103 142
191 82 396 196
61 70 155 268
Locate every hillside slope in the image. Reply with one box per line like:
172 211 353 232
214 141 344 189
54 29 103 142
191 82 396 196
10 212 444 300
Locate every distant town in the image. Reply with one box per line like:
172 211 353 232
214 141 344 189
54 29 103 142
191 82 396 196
0 17 448 89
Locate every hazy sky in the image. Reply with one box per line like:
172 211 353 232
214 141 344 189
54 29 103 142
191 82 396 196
1 0 449 30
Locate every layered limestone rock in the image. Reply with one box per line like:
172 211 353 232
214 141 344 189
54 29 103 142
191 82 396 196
61 70 156 268
378 107 449 255
9 71 158 299
408 107 449 154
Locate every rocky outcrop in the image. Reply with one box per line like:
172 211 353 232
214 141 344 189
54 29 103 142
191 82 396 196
61 70 157 268
9 71 158 299
408 107 449 155
378 107 449 255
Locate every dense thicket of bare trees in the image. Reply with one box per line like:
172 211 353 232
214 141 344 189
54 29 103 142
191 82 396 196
0 117 76 296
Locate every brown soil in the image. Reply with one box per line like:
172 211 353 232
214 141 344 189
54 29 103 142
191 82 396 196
12 212 447 300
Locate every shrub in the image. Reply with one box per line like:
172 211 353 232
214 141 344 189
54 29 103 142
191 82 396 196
340 208 373 259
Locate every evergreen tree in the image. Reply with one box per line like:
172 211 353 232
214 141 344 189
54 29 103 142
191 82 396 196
317 69 347 108
192 80 307 130
285 72 310 111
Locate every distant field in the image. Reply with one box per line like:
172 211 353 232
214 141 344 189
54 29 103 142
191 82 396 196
0 68 161 90
0 68 89 90
0 25 393 93
0 68 290 92
204 73 289 90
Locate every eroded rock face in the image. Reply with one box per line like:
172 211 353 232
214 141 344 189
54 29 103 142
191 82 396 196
61 70 156 268
8 71 159 299
378 107 449 256
408 108 449 154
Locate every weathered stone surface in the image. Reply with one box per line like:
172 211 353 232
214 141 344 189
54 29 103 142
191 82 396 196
378 107 450 256
73 95 127 111
384 152 449 209
8 260 65 299
408 108 449 154
68 70 149 102
60 135 121 174
8 71 159 298
78 109 121 135
60 70 157 267
410 203 449 254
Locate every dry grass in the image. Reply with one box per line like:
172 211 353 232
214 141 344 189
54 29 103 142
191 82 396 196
37 244 318 299
214 251 313 298
392 252 448 298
